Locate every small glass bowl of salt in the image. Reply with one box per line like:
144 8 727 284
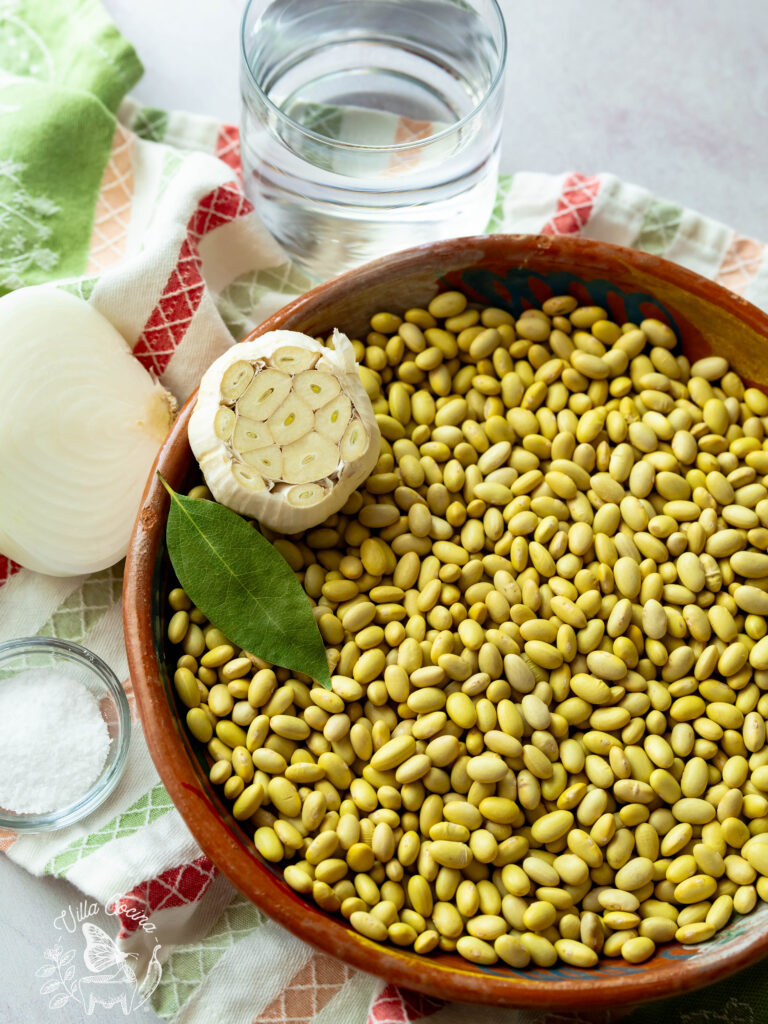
0 637 131 831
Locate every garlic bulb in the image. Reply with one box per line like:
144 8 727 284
0 287 177 576
188 329 380 532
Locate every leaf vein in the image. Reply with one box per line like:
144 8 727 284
162 478 330 688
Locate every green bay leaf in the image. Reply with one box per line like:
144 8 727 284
161 478 331 689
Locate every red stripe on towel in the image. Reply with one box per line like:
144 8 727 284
0 556 21 589
256 951 352 1023
714 233 765 295
108 854 217 937
132 182 253 375
216 124 243 183
541 173 601 236
367 984 443 1024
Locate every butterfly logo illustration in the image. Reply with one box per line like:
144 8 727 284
76 924 161 1016
82 924 137 982
38 918 162 1015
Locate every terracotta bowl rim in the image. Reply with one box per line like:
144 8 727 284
124 232 768 1010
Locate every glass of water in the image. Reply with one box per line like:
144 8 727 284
240 0 507 280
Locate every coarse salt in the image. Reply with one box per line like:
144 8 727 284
0 668 111 814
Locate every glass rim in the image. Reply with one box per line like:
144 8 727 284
0 636 131 832
239 0 507 154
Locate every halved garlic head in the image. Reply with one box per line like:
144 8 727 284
188 329 380 532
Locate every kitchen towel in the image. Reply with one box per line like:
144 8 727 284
1 3 768 1023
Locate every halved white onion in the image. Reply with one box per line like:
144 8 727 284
0 287 176 576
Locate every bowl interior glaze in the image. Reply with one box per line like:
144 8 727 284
125 234 768 1010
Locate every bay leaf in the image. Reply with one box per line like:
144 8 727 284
160 477 331 688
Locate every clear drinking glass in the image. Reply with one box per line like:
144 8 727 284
240 0 507 280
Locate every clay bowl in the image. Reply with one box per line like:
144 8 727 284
125 234 768 1012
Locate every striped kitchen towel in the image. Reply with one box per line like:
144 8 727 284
2 3 768 1024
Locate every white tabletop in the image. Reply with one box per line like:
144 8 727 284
108 0 768 241
3 2 768 1021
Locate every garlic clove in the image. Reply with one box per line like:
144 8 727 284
267 393 314 446
293 370 341 410
220 360 255 402
214 406 236 442
237 368 292 421
232 463 267 491
281 431 339 484
340 418 370 461
286 482 329 508
315 393 352 442
232 415 274 452
242 444 283 479
270 346 318 373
